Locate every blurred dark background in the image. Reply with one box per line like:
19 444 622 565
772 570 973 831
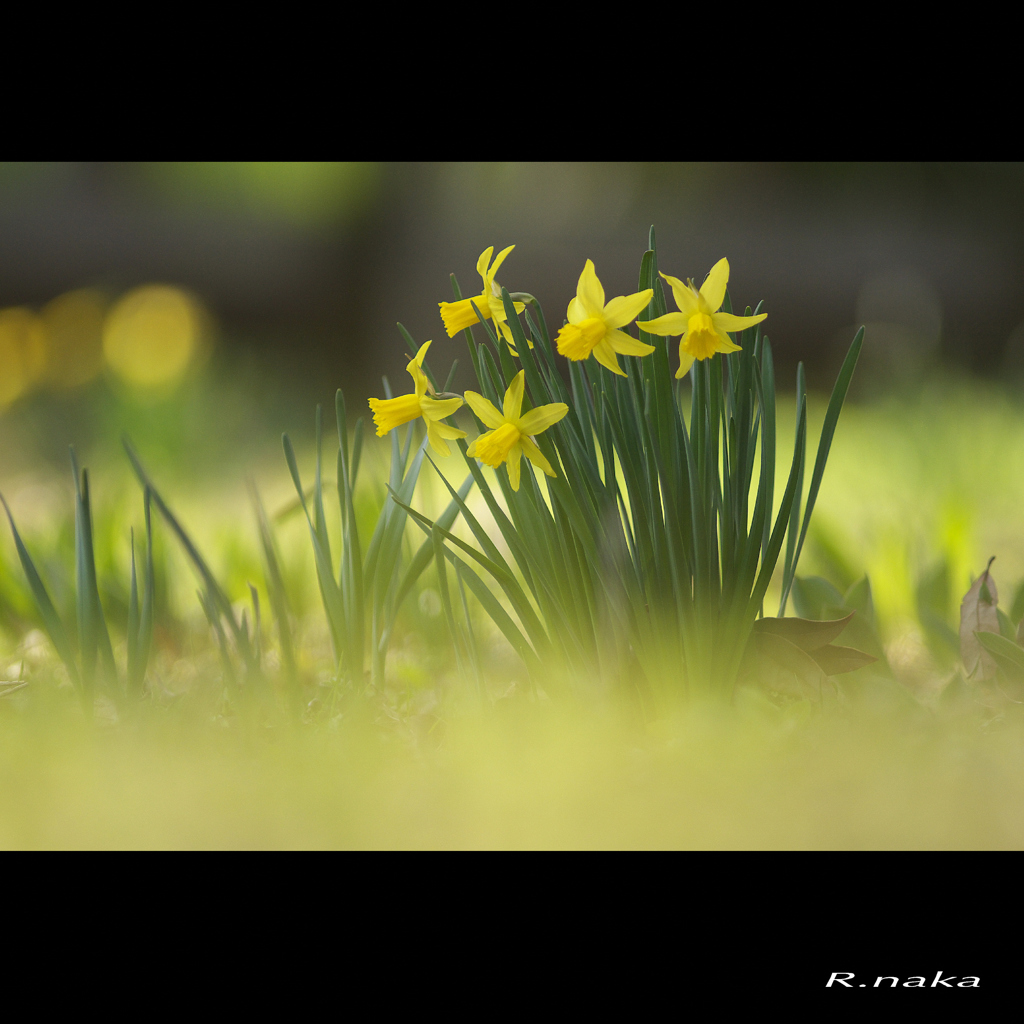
4 161 1024 432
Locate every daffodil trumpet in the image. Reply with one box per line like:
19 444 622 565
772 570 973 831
637 257 767 378
555 260 654 377
439 245 528 354
368 340 467 457
464 371 567 491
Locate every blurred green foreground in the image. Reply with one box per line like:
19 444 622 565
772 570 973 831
4 374 1024 848
3 695 1023 849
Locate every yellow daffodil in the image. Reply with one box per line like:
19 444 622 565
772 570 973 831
554 260 654 377
464 370 568 491
368 341 467 456
637 258 767 378
439 245 527 351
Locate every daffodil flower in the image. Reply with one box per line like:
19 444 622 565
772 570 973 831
636 258 767 379
464 370 568 491
439 245 527 352
554 260 654 377
368 341 467 456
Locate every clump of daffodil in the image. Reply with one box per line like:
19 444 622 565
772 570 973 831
464 370 568 491
439 245 527 351
554 260 655 376
368 340 467 456
637 257 767 378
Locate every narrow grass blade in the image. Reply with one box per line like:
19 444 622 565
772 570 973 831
282 432 346 668
423 518 544 681
73 460 96 690
0 493 80 689
123 437 250 664
73 460 116 691
138 488 155 691
127 528 140 691
780 363 806 614
350 418 364 493
389 488 550 658
198 587 236 690
249 480 297 689
455 561 484 697
451 546 544 682
392 470 475 613
337 391 365 676
443 359 459 394
432 524 468 681
779 328 864 615
748 397 808 620
759 340 776 570
372 433 428 623
248 582 262 673
313 405 332 569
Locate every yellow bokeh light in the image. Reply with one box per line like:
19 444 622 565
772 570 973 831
0 307 47 408
103 285 208 389
42 288 108 390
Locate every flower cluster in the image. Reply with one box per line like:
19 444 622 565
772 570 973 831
369 248 766 491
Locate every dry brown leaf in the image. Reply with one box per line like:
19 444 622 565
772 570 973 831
960 557 999 680
752 612 855 652
806 643 878 676
752 631 829 700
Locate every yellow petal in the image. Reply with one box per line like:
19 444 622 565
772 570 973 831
413 339 432 366
602 289 653 330
591 337 626 376
711 311 767 334
425 421 452 457
476 247 494 281
605 328 656 357
519 435 556 477
420 395 463 421
576 260 605 316
503 370 525 421
507 444 522 491
463 390 506 429
712 329 743 354
660 273 699 316
485 245 516 287
567 297 587 324
407 338 432 396
675 350 696 379
407 358 430 399
430 421 467 439
425 419 466 457
699 258 730 313
518 402 568 436
636 312 689 337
